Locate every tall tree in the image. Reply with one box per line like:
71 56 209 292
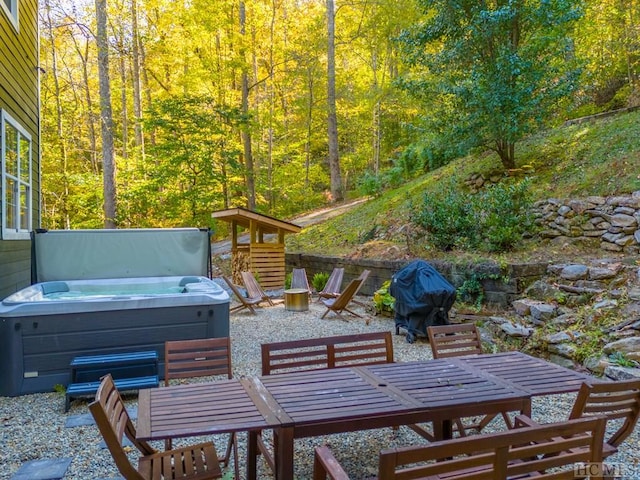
239 0 256 210
399 0 583 169
95 0 118 227
326 0 342 202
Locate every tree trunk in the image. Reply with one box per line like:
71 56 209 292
119 48 128 161
240 1 256 210
95 0 117 228
496 139 516 170
131 0 145 157
326 0 343 202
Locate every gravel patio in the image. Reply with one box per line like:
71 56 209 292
1 299 639 480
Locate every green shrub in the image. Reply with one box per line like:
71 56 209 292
412 178 534 253
312 272 330 292
285 272 292 289
357 172 383 197
411 178 478 250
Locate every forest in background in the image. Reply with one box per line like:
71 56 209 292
39 0 640 235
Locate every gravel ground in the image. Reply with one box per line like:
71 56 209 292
1 298 639 479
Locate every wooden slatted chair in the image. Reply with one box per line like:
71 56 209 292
313 415 606 480
164 338 238 479
316 267 344 302
320 278 363 321
222 275 262 314
291 268 312 299
422 323 510 439
568 379 640 460
89 374 222 480
427 323 483 358
241 271 281 306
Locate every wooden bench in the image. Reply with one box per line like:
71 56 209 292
261 331 394 375
258 331 394 473
65 351 159 411
313 415 607 479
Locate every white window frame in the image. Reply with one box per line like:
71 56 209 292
0 0 18 32
2 110 32 240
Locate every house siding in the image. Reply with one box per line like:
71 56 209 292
0 0 40 299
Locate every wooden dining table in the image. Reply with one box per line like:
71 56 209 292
136 351 597 480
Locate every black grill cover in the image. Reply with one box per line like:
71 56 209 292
390 260 456 343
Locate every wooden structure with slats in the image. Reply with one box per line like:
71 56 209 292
211 207 301 290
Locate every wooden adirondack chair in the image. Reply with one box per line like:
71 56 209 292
321 278 363 321
241 271 280 306
317 267 344 302
291 268 312 299
350 269 370 307
222 275 262 314
89 374 222 480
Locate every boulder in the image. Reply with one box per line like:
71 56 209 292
530 303 558 323
560 264 588 280
500 322 533 337
604 365 640 381
603 337 640 361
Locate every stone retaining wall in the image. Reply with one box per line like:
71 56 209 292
285 253 547 307
533 191 640 253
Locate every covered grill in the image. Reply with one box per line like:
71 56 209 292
390 260 457 343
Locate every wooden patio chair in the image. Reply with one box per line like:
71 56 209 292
350 269 370 307
320 278 363 321
427 323 483 359
89 374 222 480
291 268 312 299
241 271 282 306
313 415 606 480
537 379 640 462
222 275 262 314
418 323 511 439
164 337 238 479
316 267 344 302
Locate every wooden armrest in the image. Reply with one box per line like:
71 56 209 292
513 414 541 429
313 446 350 480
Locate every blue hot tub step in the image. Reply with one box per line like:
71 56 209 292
65 376 158 412
65 351 159 412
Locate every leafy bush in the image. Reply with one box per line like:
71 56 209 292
412 178 534 252
357 172 383 197
411 178 478 250
373 280 395 316
312 272 330 292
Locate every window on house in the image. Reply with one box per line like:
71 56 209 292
1 0 18 30
2 111 32 239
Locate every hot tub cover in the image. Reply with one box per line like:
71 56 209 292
390 260 456 343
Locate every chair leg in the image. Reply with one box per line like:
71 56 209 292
220 432 239 479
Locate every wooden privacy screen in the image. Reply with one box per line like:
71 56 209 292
250 243 285 290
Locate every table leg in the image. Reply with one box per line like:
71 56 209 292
433 419 453 441
274 427 295 480
247 431 258 480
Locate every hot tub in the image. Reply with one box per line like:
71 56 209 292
0 276 230 396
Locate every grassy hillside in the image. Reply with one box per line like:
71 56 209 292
287 109 640 262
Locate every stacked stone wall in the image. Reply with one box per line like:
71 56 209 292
533 191 640 253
